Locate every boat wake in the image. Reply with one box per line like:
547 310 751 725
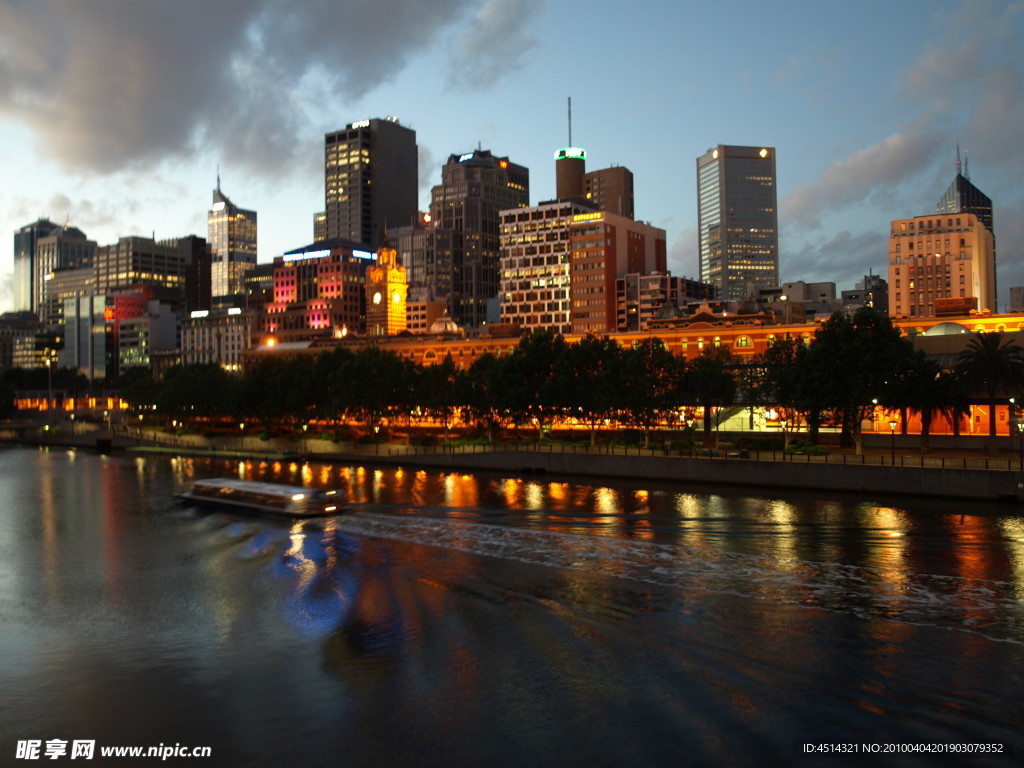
325 511 1024 644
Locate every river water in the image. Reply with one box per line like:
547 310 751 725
1 445 1022 767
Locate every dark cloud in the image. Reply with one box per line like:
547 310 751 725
0 0 488 176
781 132 943 229
781 229 887 291
448 0 541 87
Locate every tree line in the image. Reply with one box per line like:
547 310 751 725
12 308 1024 451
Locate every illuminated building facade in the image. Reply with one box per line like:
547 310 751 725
324 117 417 247
94 236 186 307
181 308 257 370
366 242 408 336
887 213 995 318
262 241 376 342
569 211 666 333
696 145 779 301
429 149 530 328
499 200 595 333
208 179 257 298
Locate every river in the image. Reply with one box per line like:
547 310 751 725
1 445 1022 767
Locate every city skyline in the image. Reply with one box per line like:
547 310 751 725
1 0 1022 312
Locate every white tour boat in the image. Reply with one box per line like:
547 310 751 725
176 478 346 517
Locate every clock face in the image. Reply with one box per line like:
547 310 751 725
392 291 401 303
372 291 382 305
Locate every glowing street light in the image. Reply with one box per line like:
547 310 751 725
888 419 898 463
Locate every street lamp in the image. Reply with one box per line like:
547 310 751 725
686 417 694 458
1017 421 1024 471
780 418 788 460
45 356 53 429
888 419 898 464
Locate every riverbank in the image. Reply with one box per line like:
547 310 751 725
5 425 1024 502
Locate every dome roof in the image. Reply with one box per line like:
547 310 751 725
923 321 969 336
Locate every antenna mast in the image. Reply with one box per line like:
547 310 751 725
568 97 572 146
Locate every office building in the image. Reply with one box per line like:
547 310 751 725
554 148 635 218
394 215 456 300
208 178 257 298
181 308 257 371
615 273 716 332
324 117 417 247
94 236 186 306
569 210 666 333
429 149 530 328
696 145 779 301
887 213 995 318
583 166 634 218
499 200 596 334
12 219 95 318
13 219 57 314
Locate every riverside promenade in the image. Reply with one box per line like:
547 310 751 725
7 422 1024 503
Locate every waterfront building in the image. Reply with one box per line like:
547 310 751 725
887 213 995 318
569 210 666 333
696 145 780 301
365 241 408 336
208 178 257 298
324 117 417 247
499 199 596 334
429 149 530 329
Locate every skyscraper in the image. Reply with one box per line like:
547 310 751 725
429 149 529 328
13 219 54 314
936 149 995 307
696 145 779 301
324 117 418 247
208 177 257 298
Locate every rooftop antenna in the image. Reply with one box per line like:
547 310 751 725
956 142 961 176
568 96 572 146
216 164 221 191
963 148 970 180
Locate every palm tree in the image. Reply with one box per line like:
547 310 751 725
955 332 1024 443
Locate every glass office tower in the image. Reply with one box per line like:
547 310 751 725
696 145 779 301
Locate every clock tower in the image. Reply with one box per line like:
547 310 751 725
365 240 408 336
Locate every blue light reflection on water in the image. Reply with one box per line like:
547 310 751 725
1 446 1023 767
